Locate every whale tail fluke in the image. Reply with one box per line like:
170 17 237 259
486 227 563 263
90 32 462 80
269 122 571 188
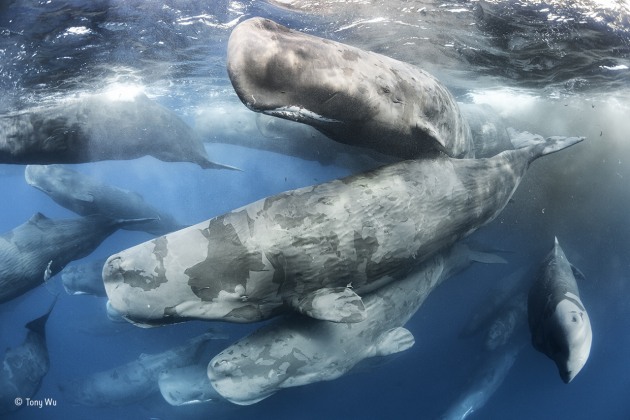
534 136 585 158
507 128 544 149
507 128 585 159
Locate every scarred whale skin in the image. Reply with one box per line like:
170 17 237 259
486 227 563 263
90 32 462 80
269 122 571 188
0 213 153 304
103 135 583 326
227 17 474 159
25 164 185 236
208 244 504 406
0 91 234 169
528 237 592 383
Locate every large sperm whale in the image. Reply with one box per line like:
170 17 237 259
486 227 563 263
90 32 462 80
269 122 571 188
0 91 235 169
103 134 583 327
207 244 504 405
227 17 474 159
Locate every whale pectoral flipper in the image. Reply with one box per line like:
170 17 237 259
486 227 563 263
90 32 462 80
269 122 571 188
373 327 415 357
571 264 587 284
291 287 366 323
467 250 508 265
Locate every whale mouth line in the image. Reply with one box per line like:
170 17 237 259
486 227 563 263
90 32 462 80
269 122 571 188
561 371 573 383
34 185 51 194
263 106 342 124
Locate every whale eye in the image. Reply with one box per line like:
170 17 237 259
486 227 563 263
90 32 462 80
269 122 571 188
570 311 584 323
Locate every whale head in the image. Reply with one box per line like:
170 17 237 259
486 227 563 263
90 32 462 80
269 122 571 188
207 319 335 405
548 296 592 383
207 336 297 406
207 355 281 406
25 164 73 195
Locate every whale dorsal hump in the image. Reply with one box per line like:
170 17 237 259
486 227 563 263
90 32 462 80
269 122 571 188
373 327 415 357
28 212 50 224
291 287 366 323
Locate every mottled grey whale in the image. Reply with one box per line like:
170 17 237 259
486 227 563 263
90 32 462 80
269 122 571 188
208 244 504 405
25 164 186 236
103 134 583 326
227 17 474 159
0 213 154 304
58 333 215 406
0 91 235 169
528 237 592 383
0 300 54 414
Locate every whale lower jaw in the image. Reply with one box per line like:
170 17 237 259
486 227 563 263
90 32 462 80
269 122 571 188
263 106 341 124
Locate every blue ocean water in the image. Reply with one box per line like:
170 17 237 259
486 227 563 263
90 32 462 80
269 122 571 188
0 1 629 419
